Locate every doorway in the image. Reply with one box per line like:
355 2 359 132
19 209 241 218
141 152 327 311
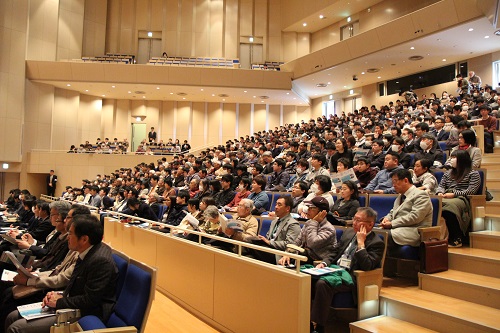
131 123 147 152
137 37 162 64
239 43 263 69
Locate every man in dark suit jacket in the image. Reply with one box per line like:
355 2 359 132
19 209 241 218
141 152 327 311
5 214 118 333
431 118 450 141
46 170 57 197
310 207 384 333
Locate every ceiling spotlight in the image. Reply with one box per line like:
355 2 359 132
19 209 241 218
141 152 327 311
85 89 88 92
302 23 307 27
142 96 145 98
319 15 325 19
249 36 254 42
468 28 474 32
156 87 160 90
410 46 414 50
102 94 105 97
377 76 381 79
66 84 71 87
201 88 204 91
442 58 446 61
128 91 131 94
484 35 490 38
147 32 153 37
361 72 365 75
347 17 352 23
112 85 115 88
136 117 141 121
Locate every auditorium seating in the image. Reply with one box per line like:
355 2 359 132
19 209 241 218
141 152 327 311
148 56 239 68
76 258 156 333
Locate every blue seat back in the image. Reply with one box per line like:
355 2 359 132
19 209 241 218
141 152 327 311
267 193 273 211
335 228 343 243
434 170 444 185
157 205 168 220
106 263 153 332
430 197 441 227
358 195 367 207
477 169 485 195
112 253 128 298
259 218 273 237
368 195 397 223
438 141 447 151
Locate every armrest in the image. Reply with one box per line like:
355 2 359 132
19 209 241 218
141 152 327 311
353 268 383 290
79 327 137 333
418 226 442 241
468 194 487 231
55 309 81 324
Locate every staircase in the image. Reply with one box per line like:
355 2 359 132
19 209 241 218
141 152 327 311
350 151 500 332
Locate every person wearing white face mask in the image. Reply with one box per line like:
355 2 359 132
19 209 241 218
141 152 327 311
391 137 411 168
411 134 444 168
297 175 334 218
436 150 481 248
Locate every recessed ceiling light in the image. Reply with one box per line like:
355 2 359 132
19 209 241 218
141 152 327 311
222 99 225 101
200 88 204 91
302 23 307 27
170 93 173 95
361 72 365 75
343 86 347 88
243 90 247 93
261 100 264 103
442 58 446 61
212 94 215 97
66 84 71 87
142 96 145 98
293 98 296 100
182 97 186 100
377 76 381 79
253 96 256 98
319 15 324 19
112 85 115 88
327 82 331 84
286 92 289 95
85 89 88 92
156 87 160 90
347 17 351 23
128 91 131 93
468 28 474 32
410 46 414 50
484 35 490 38
102 95 105 97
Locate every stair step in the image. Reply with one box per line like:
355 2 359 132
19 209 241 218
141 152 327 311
485 214 500 230
448 247 500 278
350 315 438 333
380 287 500 333
471 230 500 251
486 202 500 215
419 269 500 309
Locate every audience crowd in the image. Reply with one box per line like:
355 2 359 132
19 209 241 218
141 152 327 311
1 71 497 333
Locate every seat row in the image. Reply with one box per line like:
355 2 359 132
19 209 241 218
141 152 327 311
148 56 239 68
54 250 156 333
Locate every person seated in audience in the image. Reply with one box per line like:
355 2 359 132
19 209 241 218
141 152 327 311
298 175 334 217
138 180 150 199
89 185 102 207
224 177 251 212
390 137 411 169
431 117 450 141
246 195 300 264
188 178 200 198
126 197 158 222
278 196 337 266
291 181 309 213
0 205 90 326
364 151 403 194
4 214 118 333
284 151 298 175
199 205 221 235
366 140 385 170
213 175 236 208
175 198 202 237
353 157 378 188
329 138 353 172
194 178 211 201
411 133 444 168
305 154 330 186
162 178 176 198
330 180 361 223
310 207 385 333
287 158 310 191
335 157 350 173
220 198 258 243
436 150 481 247
155 191 190 232
248 175 269 215
265 158 290 192
379 169 433 255
410 158 438 194
444 129 482 168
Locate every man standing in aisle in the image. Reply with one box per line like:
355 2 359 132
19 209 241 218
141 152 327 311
46 170 57 197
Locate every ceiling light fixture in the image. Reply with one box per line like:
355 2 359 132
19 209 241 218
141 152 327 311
349 89 354 94
302 23 307 27
468 28 474 32
442 58 446 61
347 17 351 23
319 15 325 19
66 84 71 87
156 87 160 90
249 36 254 42
85 89 88 92
147 32 153 37
410 46 414 50
112 85 115 88
484 35 490 38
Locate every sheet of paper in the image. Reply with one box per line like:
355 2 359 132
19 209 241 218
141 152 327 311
17 302 55 320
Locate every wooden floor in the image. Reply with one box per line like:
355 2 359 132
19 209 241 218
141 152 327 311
144 291 221 333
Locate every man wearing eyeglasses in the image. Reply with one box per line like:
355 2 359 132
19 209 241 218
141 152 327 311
310 207 384 333
431 117 450 141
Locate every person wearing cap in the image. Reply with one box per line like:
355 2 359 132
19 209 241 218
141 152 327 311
310 207 384 333
278 196 336 266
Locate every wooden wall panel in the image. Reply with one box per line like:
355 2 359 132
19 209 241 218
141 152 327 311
221 103 237 143
268 104 280 130
176 101 191 140
207 102 222 146
191 102 206 149
283 105 297 126
238 103 251 138
160 101 175 143
254 104 266 132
